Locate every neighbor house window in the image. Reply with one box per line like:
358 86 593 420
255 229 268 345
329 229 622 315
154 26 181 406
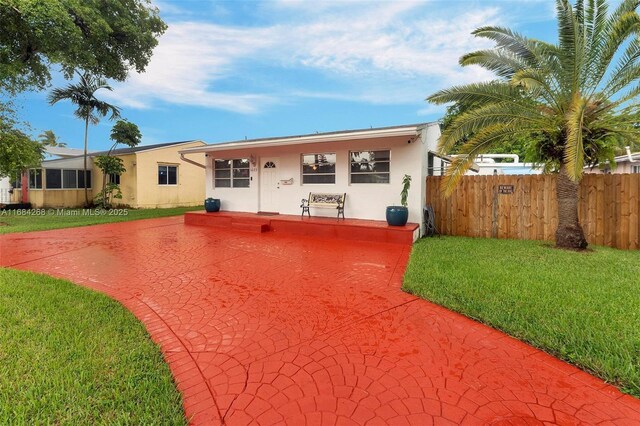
29 169 42 189
633 165 640 174
350 150 390 184
77 170 91 189
158 165 178 185
214 159 250 188
46 169 62 189
63 169 77 189
301 153 336 184
109 173 121 184
44 169 91 189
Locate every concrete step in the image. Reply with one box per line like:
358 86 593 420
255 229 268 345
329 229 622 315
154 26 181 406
231 221 270 233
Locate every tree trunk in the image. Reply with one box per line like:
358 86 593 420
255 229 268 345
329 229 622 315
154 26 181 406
83 116 89 207
555 165 588 249
101 172 107 208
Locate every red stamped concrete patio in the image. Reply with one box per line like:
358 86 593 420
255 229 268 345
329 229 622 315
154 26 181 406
1 216 639 425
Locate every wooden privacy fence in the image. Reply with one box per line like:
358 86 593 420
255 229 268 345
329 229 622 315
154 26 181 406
426 174 640 250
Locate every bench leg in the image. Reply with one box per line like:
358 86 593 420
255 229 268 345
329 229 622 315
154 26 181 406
301 206 310 218
337 208 345 221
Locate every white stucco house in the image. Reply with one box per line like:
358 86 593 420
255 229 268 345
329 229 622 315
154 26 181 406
180 123 443 231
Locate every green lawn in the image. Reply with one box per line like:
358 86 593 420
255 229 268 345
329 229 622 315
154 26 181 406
403 237 640 398
0 268 186 424
0 206 201 234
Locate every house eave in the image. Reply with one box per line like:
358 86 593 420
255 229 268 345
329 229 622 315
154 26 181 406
180 124 433 154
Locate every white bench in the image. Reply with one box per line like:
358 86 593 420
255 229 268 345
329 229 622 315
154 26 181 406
300 192 346 220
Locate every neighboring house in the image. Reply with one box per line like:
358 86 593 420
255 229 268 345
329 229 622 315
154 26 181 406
585 148 640 174
180 123 442 230
466 154 542 176
2 147 90 206
13 140 206 208
0 176 11 204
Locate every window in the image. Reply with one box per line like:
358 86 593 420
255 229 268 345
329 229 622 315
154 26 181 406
214 159 250 188
45 169 91 189
633 165 640 174
109 173 121 185
158 165 178 185
29 169 42 189
63 169 77 189
350 150 390 184
302 153 336 184
77 170 91 189
46 169 62 189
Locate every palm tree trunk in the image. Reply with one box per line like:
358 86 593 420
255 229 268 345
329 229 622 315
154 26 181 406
555 164 588 249
83 116 89 207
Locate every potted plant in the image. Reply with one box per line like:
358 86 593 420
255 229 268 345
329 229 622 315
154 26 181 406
204 197 221 212
386 174 411 226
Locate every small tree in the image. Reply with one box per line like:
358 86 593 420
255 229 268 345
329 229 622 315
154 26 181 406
93 155 125 208
94 120 141 208
400 174 412 207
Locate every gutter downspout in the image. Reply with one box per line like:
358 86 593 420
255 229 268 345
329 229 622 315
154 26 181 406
626 146 637 163
180 153 206 169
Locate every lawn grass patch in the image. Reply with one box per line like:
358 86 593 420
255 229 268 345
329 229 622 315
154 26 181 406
0 268 186 424
0 206 201 234
403 237 640 397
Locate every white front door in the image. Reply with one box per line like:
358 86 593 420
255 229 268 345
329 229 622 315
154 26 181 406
260 157 280 212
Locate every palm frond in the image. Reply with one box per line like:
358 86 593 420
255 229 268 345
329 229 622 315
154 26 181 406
94 100 121 120
600 37 640 98
427 81 523 106
564 95 589 180
460 50 527 79
510 69 562 109
471 26 539 66
439 102 548 154
591 8 640 91
556 0 583 92
440 123 526 195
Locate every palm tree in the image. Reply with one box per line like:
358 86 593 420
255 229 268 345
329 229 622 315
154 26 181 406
38 130 67 147
49 72 120 206
428 0 640 250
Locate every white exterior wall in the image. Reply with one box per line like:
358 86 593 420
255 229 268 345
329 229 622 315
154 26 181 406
0 176 11 204
204 123 440 231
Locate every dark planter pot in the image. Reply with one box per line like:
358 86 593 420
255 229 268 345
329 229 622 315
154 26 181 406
204 198 221 213
386 206 409 226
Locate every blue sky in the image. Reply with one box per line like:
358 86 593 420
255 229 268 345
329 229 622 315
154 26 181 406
11 0 561 151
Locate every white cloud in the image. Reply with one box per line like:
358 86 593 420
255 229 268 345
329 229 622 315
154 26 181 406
107 1 501 114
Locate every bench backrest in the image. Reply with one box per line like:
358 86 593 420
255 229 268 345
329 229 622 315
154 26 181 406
308 192 346 206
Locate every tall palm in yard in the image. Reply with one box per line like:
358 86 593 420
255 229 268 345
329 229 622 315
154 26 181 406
49 73 120 206
428 0 640 249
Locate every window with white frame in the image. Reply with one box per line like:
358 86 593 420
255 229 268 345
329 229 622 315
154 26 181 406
214 159 250 188
633 165 640 174
43 169 91 189
158 165 177 185
109 173 121 184
349 150 390 184
301 153 336 184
